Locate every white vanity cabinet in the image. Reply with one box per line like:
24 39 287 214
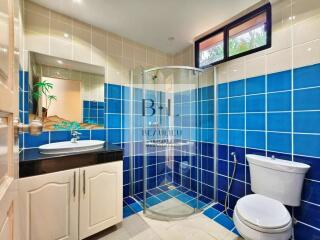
79 162 123 239
18 161 123 240
18 169 79 240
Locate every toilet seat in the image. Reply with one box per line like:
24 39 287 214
235 194 292 233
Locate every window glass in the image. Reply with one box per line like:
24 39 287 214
228 12 267 57
199 32 224 67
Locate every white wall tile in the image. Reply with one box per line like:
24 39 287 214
227 58 245 82
92 27 106 66
267 48 292 74
107 33 122 58
123 38 134 60
293 14 320 45
134 43 146 64
72 24 91 64
245 55 266 78
293 39 320 68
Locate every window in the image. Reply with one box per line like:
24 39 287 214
198 32 224 67
195 3 271 68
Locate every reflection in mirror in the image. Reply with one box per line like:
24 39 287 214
29 52 105 131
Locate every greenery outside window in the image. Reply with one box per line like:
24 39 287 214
199 32 224 67
195 3 271 68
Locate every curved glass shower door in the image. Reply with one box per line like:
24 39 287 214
131 66 216 219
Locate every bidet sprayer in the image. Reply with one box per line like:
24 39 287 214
230 152 238 163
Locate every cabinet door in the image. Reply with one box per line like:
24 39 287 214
79 161 123 239
18 169 79 240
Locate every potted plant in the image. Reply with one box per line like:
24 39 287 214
32 80 57 118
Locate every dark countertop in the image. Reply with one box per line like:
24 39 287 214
19 144 123 178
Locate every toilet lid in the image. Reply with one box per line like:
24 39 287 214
236 194 291 230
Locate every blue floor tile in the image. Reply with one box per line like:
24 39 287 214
167 189 182 197
203 207 221 219
214 213 235 230
146 196 161 207
232 227 240 236
176 193 194 203
186 199 206 209
156 192 172 202
123 206 135 218
129 202 143 213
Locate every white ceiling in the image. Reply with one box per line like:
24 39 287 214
30 0 261 54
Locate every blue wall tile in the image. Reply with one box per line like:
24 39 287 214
108 129 121 143
218 83 228 98
294 222 320 240
246 131 265 150
267 112 291 132
294 111 320 134
24 132 49 148
218 114 228 129
267 70 291 92
229 80 244 97
229 114 244 130
108 99 121 113
91 129 106 141
294 155 320 181
50 131 71 143
107 84 121 99
302 179 320 205
108 114 121 128
78 130 90 140
294 134 320 157
246 76 265 94
246 94 265 112
246 113 265 130
267 91 291 111
218 130 228 145
229 97 244 113
267 132 291 153
294 201 320 229
294 88 320 111
294 64 320 89
229 130 244 147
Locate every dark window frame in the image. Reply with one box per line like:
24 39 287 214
195 3 271 69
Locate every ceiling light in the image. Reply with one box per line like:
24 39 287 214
288 16 296 21
57 60 63 64
63 33 69 38
73 0 82 3
0 47 7 53
307 47 312 52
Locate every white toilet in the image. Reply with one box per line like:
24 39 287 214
233 154 310 240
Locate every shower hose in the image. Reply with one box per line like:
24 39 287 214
224 152 238 219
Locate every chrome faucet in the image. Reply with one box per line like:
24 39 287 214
71 130 81 143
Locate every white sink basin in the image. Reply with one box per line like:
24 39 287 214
39 140 105 154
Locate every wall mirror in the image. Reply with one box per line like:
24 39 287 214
29 52 105 131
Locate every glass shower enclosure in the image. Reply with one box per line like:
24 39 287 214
130 66 216 219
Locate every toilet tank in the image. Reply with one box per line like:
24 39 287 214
246 154 310 206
